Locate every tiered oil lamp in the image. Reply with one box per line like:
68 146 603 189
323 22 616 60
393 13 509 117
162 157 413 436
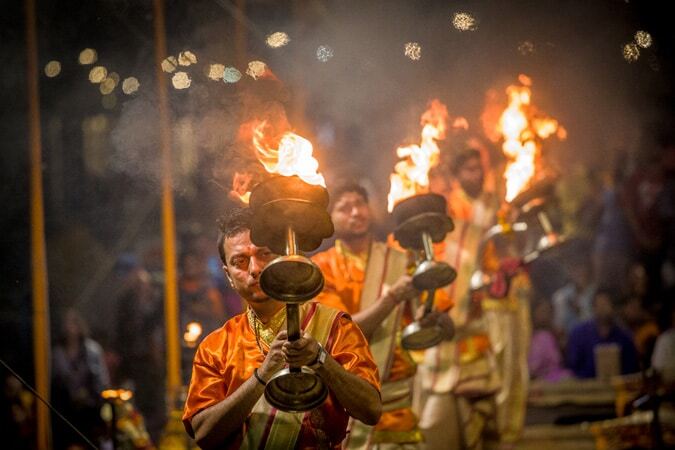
391 193 456 350
470 177 566 295
249 175 334 412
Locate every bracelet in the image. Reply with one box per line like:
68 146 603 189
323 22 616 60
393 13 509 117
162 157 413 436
253 368 267 386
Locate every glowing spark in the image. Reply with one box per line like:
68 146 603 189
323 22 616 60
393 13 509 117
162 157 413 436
44 61 61 77
266 32 290 48
122 77 140 95
246 61 267 80
223 67 242 83
404 42 422 60
101 94 117 110
172 71 192 89
178 50 198 66
452 12 477 31
161 56 178 73
316 45 334 62
99 76 117 95
518 41 535 55
208 64 225 81
88 66 108 83
78 48 98 65
623 43 640 63
634 31 652 49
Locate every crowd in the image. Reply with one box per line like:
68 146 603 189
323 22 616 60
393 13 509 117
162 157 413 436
2 136 674 450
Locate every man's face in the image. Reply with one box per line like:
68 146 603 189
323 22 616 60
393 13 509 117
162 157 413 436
457 156 484 199
222 230 277 303
593 293 614 323
331 191 372 240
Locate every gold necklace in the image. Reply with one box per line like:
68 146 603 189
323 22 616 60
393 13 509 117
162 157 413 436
247 307 285 355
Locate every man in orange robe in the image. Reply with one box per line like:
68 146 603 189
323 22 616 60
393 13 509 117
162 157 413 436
183 207 382 449
313 183 454 449
419 148 502 450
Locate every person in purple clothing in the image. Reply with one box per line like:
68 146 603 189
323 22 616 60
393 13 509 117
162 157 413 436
566 289 640 378
528 300 572 382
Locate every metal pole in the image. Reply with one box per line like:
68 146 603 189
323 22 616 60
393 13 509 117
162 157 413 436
152 0 181 410
24 0 51 448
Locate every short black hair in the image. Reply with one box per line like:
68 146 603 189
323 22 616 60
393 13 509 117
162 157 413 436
329 182 369 211
452 148 481 175
217 207 253 265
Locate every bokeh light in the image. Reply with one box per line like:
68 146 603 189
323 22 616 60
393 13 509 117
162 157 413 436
634 30 652 49
172 71 192 89
404 42 422 60
518 41 535 55
316 45 334 62
161 56 178 73
44 60 61 77
88 66 108 83
246 61 267 80
266 32 290 48
122 77 140 94
178 50 198 66
78 48 98 65
623 42 640 62
208 64 225 81
452 12 478 31
99 76 117 95
223 67 242 83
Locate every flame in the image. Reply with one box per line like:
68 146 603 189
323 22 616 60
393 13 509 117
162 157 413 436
101 389 133 401
183 321 203 347
252 121 326 188
387 100 448 212
496 76 565 202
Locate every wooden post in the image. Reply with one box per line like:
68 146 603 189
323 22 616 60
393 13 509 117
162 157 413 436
24 0 51 448
152 0 182 410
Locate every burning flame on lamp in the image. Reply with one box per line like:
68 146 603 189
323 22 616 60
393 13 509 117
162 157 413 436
388 100 449 212
497 75 565 202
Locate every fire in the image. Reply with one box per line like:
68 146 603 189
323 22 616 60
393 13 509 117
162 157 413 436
252 121 326 188
497 75 565 202
387 99 448 212
183 321 203 348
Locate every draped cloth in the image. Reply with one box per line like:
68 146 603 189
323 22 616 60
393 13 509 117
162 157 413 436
182 301 380 449
313 241 424 449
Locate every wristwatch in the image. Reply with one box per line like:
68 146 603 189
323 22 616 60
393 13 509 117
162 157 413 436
308 344 328 370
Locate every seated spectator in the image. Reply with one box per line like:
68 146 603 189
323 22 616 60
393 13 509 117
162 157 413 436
52 308 110 449
652 307 675 388
528 300 572 382
552 258 597 335
620 296 659 367
566 290 639 378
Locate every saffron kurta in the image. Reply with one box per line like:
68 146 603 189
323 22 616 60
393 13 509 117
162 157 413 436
182 301 380 449
313 242 423 445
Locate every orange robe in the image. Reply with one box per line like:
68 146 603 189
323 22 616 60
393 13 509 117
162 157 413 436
182 301 380 449
313 242 421 444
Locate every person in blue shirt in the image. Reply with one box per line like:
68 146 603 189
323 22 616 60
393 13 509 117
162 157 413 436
566 289 639 378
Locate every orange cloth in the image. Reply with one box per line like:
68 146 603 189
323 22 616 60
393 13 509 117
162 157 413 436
313 245 418 434
182 302 380 449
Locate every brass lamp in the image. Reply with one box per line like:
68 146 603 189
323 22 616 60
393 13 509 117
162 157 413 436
391 193 457 350
249 175 334 412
